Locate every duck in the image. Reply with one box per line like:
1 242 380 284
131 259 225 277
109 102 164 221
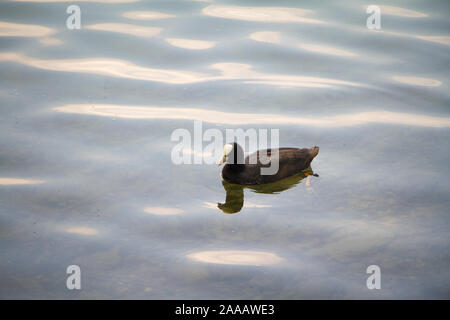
218 142 319 185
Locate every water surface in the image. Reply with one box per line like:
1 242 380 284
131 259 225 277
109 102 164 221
0 0 449 299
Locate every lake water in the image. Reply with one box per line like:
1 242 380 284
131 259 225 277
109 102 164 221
0 0 449 299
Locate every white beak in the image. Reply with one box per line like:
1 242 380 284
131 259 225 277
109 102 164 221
218 154 226 166
218 144 233 167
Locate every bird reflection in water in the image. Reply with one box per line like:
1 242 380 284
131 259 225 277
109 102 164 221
217 167 319 214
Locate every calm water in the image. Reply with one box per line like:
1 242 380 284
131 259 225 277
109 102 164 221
0 0 449 299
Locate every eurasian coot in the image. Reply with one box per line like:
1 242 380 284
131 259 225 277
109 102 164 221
218 142 319 185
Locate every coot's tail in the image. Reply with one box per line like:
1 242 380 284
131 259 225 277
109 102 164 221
309 146 320 158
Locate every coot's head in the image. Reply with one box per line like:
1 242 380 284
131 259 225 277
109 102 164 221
217 142 245 166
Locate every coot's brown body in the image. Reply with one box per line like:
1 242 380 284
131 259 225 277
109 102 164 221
221 143 319 185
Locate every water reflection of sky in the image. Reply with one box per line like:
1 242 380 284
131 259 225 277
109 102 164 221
0 0 449 299
53 104 450 128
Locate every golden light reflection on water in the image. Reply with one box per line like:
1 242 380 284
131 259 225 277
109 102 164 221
377 30 450 47
0 52 208 84
380 5 428 18
85 23 162 38
202 5 324 24
209 62 360 87
187 250 283 266
0 178 45 185
393 76 442 87
243 80 331 88
166 38 215 50
53 104 450 128
0 21 55 37
299 43 357 57
12 0 138 2
249 31 357 58
65 227 99 235
415 36 450 46
249 31 282 44
143 207 184 215
0 52 360 88
123 11 175 20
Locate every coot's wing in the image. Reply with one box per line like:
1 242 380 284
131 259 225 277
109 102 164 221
239 148 315 184
245 148 302 166
246 148 314 178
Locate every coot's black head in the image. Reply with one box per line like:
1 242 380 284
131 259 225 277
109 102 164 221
217 142 245 166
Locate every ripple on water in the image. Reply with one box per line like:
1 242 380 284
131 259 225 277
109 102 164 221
298 44 357 57
415 36 450 46
0 21 55 37
165 38 215 50
143 207 184 215
53 104 450 128
65 227 99 236
122 11 175 20
392 76 442 87
249 31 282 44
11 0 138 3
187 250 283 266
0 53 361 87
202 5 324 24
85 23 162 38
379 5 428 18
0 178 45 185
